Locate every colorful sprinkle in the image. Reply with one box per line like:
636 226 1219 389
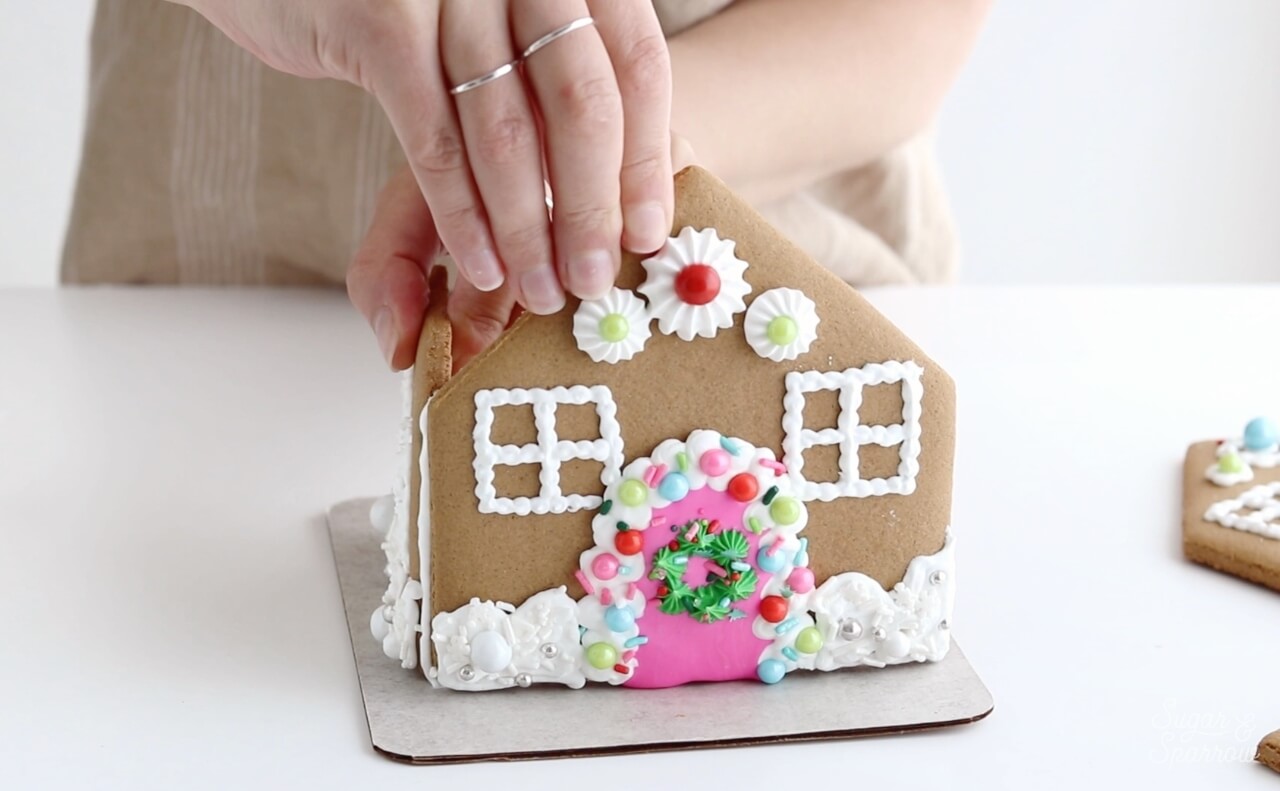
762 485 779 505
699 448 731 476
684 523 700 542
782 646 799 662
627 582 639 598
775 617 800 635
705 561 728 578
720 436 740 455
622 649 638 662
728 473 759 502
615 530 643 556
757 659 786 684
787 567 815 594
619 479 649 507
618 565 631 575
760 459 787 476
599 587 614 605
616 521 628 531
748 516 763 534
795 626 824 654
623 635 649 648
676 452 689 473
604 604 635 632
585 642 617 669
730 561 750 572
649 516 668 530
658 471 690 502
599 499 613 516
574 570 595 595
613 663 630 674
673 555 689 566
795 537 809 567
592 553 620 580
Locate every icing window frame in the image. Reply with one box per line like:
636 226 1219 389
781 361 924 502
473 385 624 516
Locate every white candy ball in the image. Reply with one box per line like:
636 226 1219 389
469 630 512 673
369 494 396 533
882 630 910 659
369 606 390 641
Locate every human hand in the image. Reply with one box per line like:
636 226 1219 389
348 132 696 372
179 0 674 324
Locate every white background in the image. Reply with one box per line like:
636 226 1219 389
1 0 1279 285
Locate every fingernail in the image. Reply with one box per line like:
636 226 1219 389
625 202 669 253
519 267 566 315
374 307 397 367
569 249 615 300
462 249 504 292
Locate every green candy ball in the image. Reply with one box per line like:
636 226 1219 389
598 313 630 343
586 641 618 670
795 626 823 654
1219 453 1245 474
770 496 802 526
767 315 799 346
618 479 649 507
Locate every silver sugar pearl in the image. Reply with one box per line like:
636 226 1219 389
872 626 888 641
939 619 950 631
458 664 475 682
930 570 947 586
838 618 863 639
539 642 559 659
515 673 532 688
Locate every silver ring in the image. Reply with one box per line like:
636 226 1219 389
520 16 595 60
449 59 519 96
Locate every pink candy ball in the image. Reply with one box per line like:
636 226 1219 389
700 449 731 476
592 553 620 580
788 567 815 594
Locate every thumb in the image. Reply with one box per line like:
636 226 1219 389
447 274 519 373
347 167 440 371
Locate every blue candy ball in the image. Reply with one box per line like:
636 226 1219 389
1244 417 1279 451
757 659 787 685
657 472 690 502
604 605 636 633
757 546 789 574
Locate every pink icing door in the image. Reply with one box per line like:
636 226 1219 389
626 485 773 688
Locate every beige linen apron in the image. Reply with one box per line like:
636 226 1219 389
63 0 957 287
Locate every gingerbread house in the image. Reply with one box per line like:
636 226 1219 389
371 167 957 691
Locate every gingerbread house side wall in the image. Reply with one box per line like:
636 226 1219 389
422 167 956 621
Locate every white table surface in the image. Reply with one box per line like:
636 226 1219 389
2 285 1277 789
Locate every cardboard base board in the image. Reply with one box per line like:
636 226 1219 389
327 498 993 764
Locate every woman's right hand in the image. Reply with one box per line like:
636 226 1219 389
179 0 675 365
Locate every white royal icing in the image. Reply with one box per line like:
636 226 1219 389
1204 483 1280 540
781 361 925 502
743 287 820 362
798 531 955 671
572 287 652 363
428 588 587 691
1205 439 1280 487
638 226 751 341
370 372 422 669
472 386 624 516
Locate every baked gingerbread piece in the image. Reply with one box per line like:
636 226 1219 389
1258 729 1280 775
1183 418 1280 593
372 166 958 691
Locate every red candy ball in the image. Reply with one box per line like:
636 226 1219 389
614 530 644 556
674 264 721 305
728 473 759 502
759 595 788 623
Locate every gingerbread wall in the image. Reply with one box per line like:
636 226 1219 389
420 168 955 620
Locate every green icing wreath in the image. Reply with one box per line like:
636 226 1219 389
650 519 758 623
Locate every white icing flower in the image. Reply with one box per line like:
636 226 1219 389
572 287 652 363
638 226 751 341
744 287 819 362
